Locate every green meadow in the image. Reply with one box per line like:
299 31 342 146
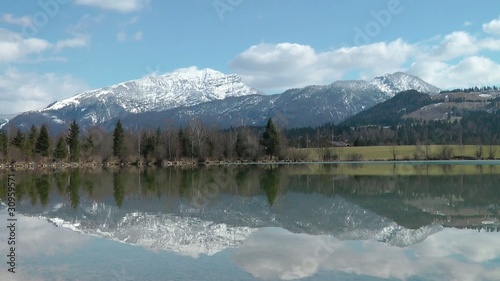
296 145 500 162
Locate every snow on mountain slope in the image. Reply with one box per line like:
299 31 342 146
8 71 441 132
101 72 442 130
41 67 260 125
0 119 7 129
371 72 441 96
0 113 18 129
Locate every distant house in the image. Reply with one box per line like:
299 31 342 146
329 141 350 147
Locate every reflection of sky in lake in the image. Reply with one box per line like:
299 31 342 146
3 207 500 281
233 227 500 281
2 164 500 281
0 209 255 281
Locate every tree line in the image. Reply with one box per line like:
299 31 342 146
0 118 283 164
440 85 499 93
1 109 499 164
288 110 500 149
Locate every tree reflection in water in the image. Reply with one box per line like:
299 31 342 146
0 164 499 230
260 168 280 206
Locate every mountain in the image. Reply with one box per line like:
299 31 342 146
8 71 440 132
8 68 260 132
370 72 440 95
341 90 434 126
342 89 500 126
104 72 442 130
0 118 7 130
404 90 500 121
0 113 19 129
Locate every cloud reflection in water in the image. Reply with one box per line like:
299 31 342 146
233 227 500 281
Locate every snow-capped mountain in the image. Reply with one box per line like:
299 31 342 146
10 67 259 130
0 118 7 130
8 71 440 131
370 72 441 96
0 113 18 129
47 67 258 114
113 72 441 129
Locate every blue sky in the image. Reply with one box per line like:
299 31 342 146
1 0 500 114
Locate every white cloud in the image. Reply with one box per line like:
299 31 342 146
483 17 500 35
463 21 472 27
230 40 413 92
327 39 413 79
231 22 500 92
127 16 139 25
115 16 142 42
55 35 90 51
67 14 105 34
411 56 500 89
0 26 93 62
0 13 32 27
0 28 51 63
0 68 89 114
133 31 143 41
428 31 478 61
117 31 127 42
116 31 143 42
74 0 150 13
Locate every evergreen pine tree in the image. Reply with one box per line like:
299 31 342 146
54 136 68 160
140 132 154 159
178 128 192 158
0 130 7 158
235 133 247 158
260 118 280 159
35 125 51 157
26 125 38 158
113 120 126 159
155 127 161 145
82 134 95 159
11 131 25 148
66 120 80 162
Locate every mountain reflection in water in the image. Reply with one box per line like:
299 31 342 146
1 163 499 281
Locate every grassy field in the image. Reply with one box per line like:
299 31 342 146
291 145 500 162
281 145 500 176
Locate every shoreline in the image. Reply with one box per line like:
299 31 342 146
1 158 500 170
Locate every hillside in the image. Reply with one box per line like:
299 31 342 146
404 91 500 121
341 90 434 126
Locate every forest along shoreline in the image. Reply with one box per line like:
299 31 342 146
0 117 499 171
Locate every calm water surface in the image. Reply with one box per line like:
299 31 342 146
1 163 500 281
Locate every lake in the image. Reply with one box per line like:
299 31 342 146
1 162 500 281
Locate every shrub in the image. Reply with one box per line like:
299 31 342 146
321 148 339 161
347 153 363 161
287 149 311 162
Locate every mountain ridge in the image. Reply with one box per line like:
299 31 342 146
7 70 441 132
108 72 440 130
